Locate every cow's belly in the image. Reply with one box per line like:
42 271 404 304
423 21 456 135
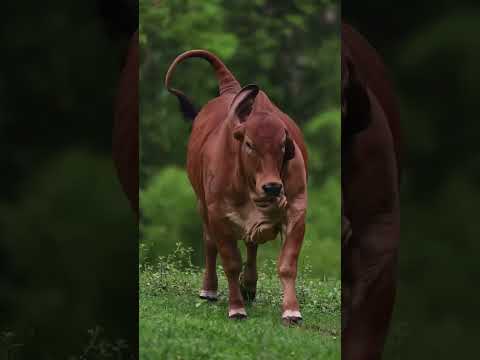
226 204 283 244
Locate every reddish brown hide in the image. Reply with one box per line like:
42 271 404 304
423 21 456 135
342 23 401 360
112 31 139 219
165 50 308 323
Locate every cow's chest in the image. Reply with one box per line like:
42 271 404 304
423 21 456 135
225 202 284 244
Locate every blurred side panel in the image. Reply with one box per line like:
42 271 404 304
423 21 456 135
0 1 138 358
343 1 480 359
113 30 139 218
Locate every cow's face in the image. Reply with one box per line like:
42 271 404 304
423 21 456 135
228 85 295 205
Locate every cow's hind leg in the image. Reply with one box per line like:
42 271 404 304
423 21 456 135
240 243 258 302
199 225 218 301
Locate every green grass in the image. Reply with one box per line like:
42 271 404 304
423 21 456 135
139 245 340 360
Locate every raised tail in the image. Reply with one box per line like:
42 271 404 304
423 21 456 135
165 50 241 121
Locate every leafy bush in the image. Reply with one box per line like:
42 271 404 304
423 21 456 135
140 167 202 266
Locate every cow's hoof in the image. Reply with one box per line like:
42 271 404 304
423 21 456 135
228 308 247 320
282 310 302 326
199 289 218 302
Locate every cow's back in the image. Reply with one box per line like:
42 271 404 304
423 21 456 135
342 23 401 174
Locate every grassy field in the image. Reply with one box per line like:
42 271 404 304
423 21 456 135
139 245 340 360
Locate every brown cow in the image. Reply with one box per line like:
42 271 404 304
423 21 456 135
341 23 401 359
112 30 139 219
165 50 308 323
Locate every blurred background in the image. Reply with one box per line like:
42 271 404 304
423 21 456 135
344 1 480 358
140 0 341 278
0 0 138 358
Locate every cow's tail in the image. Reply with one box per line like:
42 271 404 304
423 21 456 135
165 50 241 121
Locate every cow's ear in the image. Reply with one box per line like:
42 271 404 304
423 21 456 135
284 132 295 161
229 84 259 123
342 61 371 136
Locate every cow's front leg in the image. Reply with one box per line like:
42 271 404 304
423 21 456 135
240 243 258 301
218 239 246 319
278 209 306 325
209 215 246 319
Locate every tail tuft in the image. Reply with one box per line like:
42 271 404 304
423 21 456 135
169 88 198 121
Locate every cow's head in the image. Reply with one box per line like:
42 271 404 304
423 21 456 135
227 85 295 207
341 46 371 136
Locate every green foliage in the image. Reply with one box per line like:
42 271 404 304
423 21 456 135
140 243 340 359
140 0 340 278
304 109 341 184
140 167 202 265
303 178 341 276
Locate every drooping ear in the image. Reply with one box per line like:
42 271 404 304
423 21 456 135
229 84 259 124
284 131 295 161
342 59 371 136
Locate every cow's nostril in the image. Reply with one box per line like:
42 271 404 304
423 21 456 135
262 182 282 197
